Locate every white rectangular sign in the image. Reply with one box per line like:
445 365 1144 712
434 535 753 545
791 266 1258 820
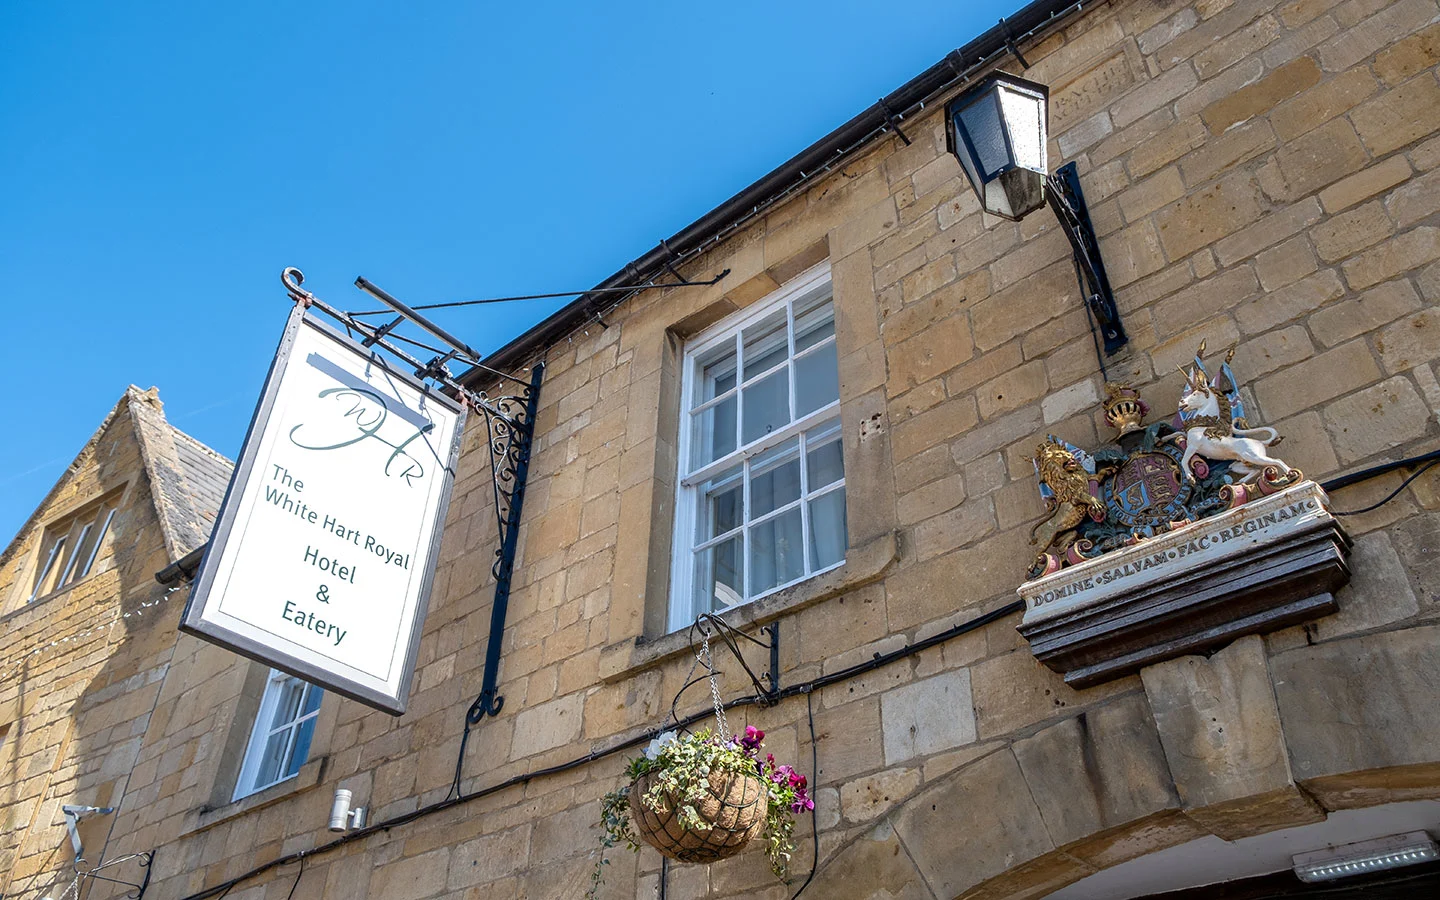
181 306 465 714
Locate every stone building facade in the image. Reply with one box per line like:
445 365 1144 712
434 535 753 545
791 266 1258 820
6 0 1440 897
0 387 232 899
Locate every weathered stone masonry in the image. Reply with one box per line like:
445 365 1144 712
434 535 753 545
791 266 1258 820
6 0 1440 897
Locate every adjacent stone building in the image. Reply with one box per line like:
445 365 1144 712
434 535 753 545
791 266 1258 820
0 387 232 899
5 0 1440 897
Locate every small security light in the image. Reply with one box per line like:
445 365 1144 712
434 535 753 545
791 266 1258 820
61 804 114 862
328 788 367 833
1292 830 1439 883
944 71 1128 355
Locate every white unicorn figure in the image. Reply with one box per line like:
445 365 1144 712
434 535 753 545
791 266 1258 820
1171 344 1293 484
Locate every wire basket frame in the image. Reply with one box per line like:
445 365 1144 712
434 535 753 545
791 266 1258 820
630 768 768 863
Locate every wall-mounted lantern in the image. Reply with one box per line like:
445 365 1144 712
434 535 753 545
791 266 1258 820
945 72 1129 355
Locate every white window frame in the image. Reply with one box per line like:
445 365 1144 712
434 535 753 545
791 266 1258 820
233 669 322 801
28 499 120 603
669 262 846 630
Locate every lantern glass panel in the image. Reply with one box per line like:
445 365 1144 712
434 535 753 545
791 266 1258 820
998 84 1046 173
957 91 1009 178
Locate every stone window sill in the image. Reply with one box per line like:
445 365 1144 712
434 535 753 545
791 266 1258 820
600 530 899 684
0 564 117 623
179 757 326 837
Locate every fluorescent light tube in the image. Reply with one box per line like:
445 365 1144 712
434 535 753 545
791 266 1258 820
1292 831 1438 883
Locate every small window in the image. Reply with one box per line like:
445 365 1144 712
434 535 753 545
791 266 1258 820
670 264 846 629
28 499 120 602
233 669 323 801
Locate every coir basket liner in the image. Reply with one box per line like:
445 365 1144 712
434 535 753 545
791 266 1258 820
629 769 767 863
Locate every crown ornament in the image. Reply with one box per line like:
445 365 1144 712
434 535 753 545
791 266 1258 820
1102 382 1148 436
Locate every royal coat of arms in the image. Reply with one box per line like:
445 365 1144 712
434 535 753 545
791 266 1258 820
1026 343 1302 579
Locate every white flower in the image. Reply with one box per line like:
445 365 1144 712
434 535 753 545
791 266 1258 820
644 730 678 760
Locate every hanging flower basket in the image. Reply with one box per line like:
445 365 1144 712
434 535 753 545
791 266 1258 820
629 765 768 863
592 727 813 898
588 625 814 899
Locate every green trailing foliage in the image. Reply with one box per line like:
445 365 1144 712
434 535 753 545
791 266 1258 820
589 727 813 898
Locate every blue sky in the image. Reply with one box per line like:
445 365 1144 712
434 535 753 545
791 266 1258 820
0 0 1019 542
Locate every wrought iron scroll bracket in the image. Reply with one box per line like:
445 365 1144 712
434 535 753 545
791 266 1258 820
466 362 545 725
1045 162 1128 356
73 851 155 900
689 615 782 706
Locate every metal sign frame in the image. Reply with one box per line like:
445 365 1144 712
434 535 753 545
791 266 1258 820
180 303 466 715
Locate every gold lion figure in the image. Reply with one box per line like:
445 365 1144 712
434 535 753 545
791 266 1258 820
1030 438 1109 562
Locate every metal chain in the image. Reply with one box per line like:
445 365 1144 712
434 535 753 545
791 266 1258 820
702 630 730 738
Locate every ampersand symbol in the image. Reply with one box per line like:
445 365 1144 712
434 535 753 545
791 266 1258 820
316 584 330 604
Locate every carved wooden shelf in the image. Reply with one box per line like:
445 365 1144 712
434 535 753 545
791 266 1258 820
1016 481 1351 688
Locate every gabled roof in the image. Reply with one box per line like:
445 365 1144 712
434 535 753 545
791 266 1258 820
170 428 233 534
0 386 235 571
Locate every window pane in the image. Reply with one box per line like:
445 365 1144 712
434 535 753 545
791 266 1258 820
750 440 801 519
254 729 291 789
31 536 67 600
268 678 306 731
806 431 845 489
301 683 323 716
749 507 804 596
288 717 317 778
690 395 737 469
794 341 839 418
742 310 788 379
794 296 835 352
61 521 97 586
694 536 743 613
809 490 848 570
78 508 116 579
742 368 789 445
696 465 743 542
697 344 738 403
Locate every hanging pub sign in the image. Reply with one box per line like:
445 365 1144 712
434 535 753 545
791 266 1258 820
181 303 465 715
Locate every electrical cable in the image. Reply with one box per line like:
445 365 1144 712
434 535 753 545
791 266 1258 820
1329 458 1438 516
174 597 1023 900
173 446 1440 900
283 856 305 900
789 691 820 900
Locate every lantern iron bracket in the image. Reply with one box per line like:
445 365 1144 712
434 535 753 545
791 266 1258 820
1045 162 1128 356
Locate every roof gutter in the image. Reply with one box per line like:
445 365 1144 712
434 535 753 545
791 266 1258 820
155 543 206 586
463 0 1087 382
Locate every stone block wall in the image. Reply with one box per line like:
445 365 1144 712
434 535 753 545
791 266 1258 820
0 394 184 899
10 1 1440 898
